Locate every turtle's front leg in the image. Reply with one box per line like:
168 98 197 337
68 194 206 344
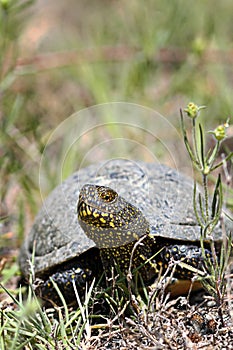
36 263 95 304
159 244 212 279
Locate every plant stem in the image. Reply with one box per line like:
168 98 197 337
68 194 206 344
216 283 225 327
202 173 209 227
192 118 201 167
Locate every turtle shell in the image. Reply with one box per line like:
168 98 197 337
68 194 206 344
19 160 232 277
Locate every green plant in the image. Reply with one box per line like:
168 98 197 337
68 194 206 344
180 102 233 325
0 276 98 349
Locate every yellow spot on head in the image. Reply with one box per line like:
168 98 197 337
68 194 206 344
100 217 106 223
110 222 115 227
86 207 92 215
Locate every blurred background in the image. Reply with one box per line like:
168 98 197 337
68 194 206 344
0 0 233 282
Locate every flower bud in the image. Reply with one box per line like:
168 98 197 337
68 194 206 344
184 102 206 119
212 121 229 141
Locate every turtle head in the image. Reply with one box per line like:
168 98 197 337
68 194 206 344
77 184 149 249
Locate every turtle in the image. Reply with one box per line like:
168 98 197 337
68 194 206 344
19 160 232 303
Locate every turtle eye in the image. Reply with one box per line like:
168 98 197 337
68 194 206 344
98 187 118 202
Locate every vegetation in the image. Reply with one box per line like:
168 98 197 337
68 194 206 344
181 102 232 325
0 1 233 349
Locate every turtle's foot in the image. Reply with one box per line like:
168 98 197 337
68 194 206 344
38 265 94 304
160 244 212 279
